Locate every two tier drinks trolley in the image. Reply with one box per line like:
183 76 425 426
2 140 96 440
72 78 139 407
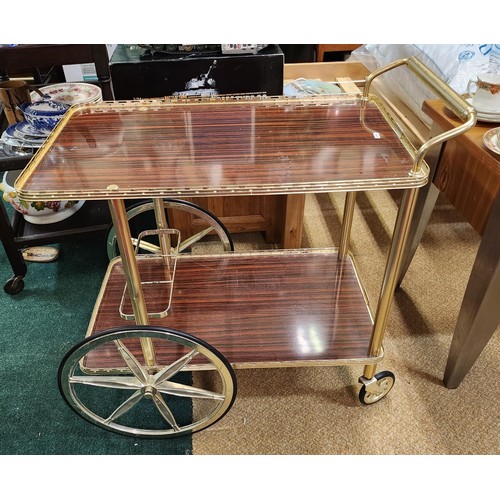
16 58 475 438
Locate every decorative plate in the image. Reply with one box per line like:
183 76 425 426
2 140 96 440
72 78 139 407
12 122 49 138
30 82 102 105
483 127 500 155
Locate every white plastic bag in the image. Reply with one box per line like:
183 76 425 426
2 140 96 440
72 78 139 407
349 44 500 124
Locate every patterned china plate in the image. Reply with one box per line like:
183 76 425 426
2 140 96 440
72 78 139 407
30 82 102 105
483 127 500 155
4 124 46 145
11 122 49 138
5 123 47 143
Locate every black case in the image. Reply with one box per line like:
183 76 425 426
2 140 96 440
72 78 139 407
109 44 284 99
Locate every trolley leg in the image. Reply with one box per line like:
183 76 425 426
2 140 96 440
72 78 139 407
338 192 357 259
152 198 172 259
361 187 419 385
107 199 156 367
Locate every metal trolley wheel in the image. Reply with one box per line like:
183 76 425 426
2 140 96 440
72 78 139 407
58 326 237 438
106 199 234 260
358 371 395 405
4 275 25 295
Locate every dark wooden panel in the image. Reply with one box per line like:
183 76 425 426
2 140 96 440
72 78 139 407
170 194 286 243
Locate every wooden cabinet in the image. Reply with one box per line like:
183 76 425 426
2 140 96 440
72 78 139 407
168 194 286 244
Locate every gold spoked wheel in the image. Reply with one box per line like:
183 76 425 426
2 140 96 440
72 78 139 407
106 199 234 260
58 326 237 438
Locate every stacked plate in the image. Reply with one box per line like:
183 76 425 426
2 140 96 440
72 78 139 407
30 82 102 106
466 97 500 123
1 83 103 157
1 122 47 156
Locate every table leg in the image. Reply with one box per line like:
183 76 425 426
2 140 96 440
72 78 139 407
443 193 500 388
91 44 114 100
397 122 444 287
0 199 27 292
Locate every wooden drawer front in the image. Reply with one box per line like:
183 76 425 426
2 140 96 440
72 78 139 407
434 139 500 235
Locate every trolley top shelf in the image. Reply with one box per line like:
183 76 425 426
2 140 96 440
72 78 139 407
16 95 427 202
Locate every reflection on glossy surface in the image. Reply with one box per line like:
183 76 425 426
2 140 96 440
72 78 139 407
18 97 418 200
296 323 325 355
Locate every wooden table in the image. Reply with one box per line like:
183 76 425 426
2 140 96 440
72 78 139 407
398 99 500 388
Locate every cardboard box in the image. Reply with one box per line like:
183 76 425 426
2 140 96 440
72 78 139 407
109 44 284 99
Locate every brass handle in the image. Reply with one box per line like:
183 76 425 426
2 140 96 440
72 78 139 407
406 57 475 121
363 56 477 175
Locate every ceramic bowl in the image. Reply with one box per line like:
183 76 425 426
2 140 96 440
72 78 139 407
19 99 70 134
1 170 84 225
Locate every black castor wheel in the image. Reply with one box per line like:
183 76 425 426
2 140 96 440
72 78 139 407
4 275 25 295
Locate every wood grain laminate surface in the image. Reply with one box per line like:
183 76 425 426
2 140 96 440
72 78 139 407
423 99 500 235
84 251 375 369
17 97 420 201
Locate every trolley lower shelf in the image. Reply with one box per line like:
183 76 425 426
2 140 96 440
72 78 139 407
85 249 382 371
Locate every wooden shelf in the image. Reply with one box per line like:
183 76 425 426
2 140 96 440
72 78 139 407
9 199 111 246
84 250 379 370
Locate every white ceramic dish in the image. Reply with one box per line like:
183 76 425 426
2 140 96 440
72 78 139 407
30 82 102 106
466 97 500 123
10 124 48 144
1 170 85 224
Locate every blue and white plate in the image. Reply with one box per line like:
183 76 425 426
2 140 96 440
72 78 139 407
14 121 50 138
5 123 47 142
4 123 47 146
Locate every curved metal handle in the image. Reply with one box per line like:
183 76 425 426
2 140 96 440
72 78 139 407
363 56 477 175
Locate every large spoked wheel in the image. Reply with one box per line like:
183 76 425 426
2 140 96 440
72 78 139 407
106 199 234 260
358 371 395 405
58 326 237 438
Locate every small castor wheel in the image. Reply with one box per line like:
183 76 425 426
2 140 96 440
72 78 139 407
358 371 395 405
4 276 25 295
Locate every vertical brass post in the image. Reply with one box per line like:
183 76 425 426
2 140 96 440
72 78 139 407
153 198 172 259
108 199 156 367
338 192 357 259
363 188 419 379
